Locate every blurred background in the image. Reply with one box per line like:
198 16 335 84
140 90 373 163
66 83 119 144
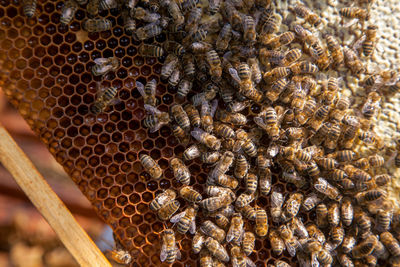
0 90 110 267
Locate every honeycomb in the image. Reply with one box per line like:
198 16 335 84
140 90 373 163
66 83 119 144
1 0 400 267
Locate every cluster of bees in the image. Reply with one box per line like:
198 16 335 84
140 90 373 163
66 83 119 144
20 0 400 266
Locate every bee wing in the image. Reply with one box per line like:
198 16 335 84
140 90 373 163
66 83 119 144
136 81 146 97
175 246 181 260
144 104 161 115
271 192 283 208
160 243 167 262
229 68 242 83
352 35 366 51
94 57 110 65
189 219 196 235
253 116 267 129
226 225 234 242
245 257 256 267
170 211 186 223
108 98 121 106
200 100 210 117
191 127 205 142
210 99 218 118
150 79 157 95
342 18 357 28
284 240 297 257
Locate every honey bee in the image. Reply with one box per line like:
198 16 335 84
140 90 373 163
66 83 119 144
201 100 217 133
243 15 256 43
316 203 329 228
330 225 345 247
238 205 257 221
200 152 221 164
132 6 160 23
302 193 321 211
192 232 205 254
247 58 262 84
214 213 229 230
176 79 193 98
216 110 247 125
191 127 221 151
315 157 338 170
143 105 170 133
282 193 303 222
180 185 202 203
171 205 198 235
265 78 289 102
279 224 299 257
86 0 99 17
160 229 181 264
134 22 162 41
306 224 326 244
161 54 179 80
314 177 342 202
290 2 322 27
121 9 136 34
269 229 285 256
164 41 185 57
356 189 384 204
340 198 354 227
290 61 319 75
340 7 370 28
259 49 285 66
170 104 190 132
325 34 344 66
168 68 181 87
291 217 309 239
98 0 117 10
375 174 391 186
172 124 190 145
351 237 376 259
208 0 221 15
170 157 191 185
265 32 296 49
138 44 164 58
167 1 184 26
150 189 176 211
376 209 392 232
205 50 222 81
328 203 340 227
199 249 212 266
234 154 249 180
362 91 381 119
185 7 202 31
255 207 269 237
22 0 37 18
200 194 234 212
380 231 400 257
263 67 291 84
216 23 232 51
213 122 235 140
338 254 354 267
341 231 356 254
91 85 119 115
310 41 331 71
205 237 230 262
183 104 200 128
244 173 257 195
107 249 132 265
92 57 119 77
236 193 255 208
368 154 384 167
158 200 180 221
181 55 195 79
242 232 255 256
231 246 256 267
83 18 112 32
354 25 378 57
60 0 78 25
226 213 244 244
229 64 263 103
254 107 280 141
343 46 366 75
335 149 357 162
214 174 239 189
274 260 291 267
136 67 163 96
209 151 234 179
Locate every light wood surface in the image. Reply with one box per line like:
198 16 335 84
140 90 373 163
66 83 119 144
0 123 111 267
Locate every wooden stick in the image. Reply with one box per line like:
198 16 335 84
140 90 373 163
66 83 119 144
0 123 111 267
